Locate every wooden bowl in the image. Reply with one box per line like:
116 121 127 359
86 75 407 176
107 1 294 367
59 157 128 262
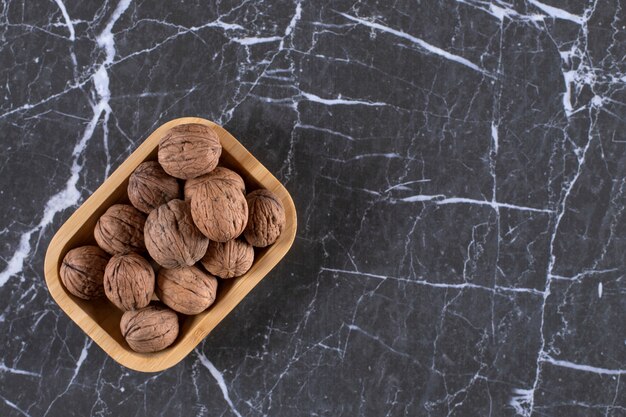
44 117 297 372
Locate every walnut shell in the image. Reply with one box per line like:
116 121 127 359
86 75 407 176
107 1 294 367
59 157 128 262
94 204 146 255
128 161 181 214
244 189 286 247
158 123 222 179
144 199 209 269
120 303 179 353
184 167 246 202
191 181 248 242
200 240 254 279
156 266 217 315
104 253 155 311
60 246 109 299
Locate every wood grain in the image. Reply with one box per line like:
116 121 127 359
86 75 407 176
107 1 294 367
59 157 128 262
44 117 297 372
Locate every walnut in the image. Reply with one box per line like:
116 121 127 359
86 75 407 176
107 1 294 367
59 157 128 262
191 181 248 242
184 167 246 202
120 303 179 353
94 204 146 255
127 161 181 214
243 189 286 247
156 266 217 315
104 253 155 311
60 246 109 299
200 239 254 279
144 199 209 269
158 123 222 179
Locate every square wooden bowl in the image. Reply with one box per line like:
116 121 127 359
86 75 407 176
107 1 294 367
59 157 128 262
44 117 297 372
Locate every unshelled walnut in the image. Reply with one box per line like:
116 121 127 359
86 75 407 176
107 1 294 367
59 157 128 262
184 166 246 202
94 204 146 255
60 246 109 299
200 239 254 279
104 253 154 311
191 181 248 242
128 161 181 214
158 123 222 179
243 189 286 247
144 199 209 269
120 303 179 353
156 266 217 315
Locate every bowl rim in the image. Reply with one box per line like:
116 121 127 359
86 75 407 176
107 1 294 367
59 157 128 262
43 117 297 372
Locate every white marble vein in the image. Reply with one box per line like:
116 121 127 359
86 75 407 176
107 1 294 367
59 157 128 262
527 0 583 24
398 194 554 213
98 0 133 65
509 388 533 416
52 0 75 41
0 363 40 377
197 352 243 417
527 64 600 414
234 36 282 45
347 324 418 363
42 339 91 417
295 123 356 141
0 80 89 120
0 394 32 417
0 0 132 287
542 356 626 375
322 267 544 296
300 91 388 107
108 18 243 68
338 12 493 77
454 0 545 23
279 1 302 50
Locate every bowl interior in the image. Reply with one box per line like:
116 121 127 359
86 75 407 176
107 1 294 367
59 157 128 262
45 118 296 370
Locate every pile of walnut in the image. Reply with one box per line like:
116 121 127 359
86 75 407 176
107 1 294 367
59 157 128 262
59 123 286 353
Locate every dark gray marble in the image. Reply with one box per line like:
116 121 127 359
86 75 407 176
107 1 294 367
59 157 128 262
1 0 625 416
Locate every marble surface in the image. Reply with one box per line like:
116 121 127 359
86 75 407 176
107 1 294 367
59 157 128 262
1 0 625 416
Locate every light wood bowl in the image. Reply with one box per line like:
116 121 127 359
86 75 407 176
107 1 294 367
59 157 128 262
44 117 297 372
